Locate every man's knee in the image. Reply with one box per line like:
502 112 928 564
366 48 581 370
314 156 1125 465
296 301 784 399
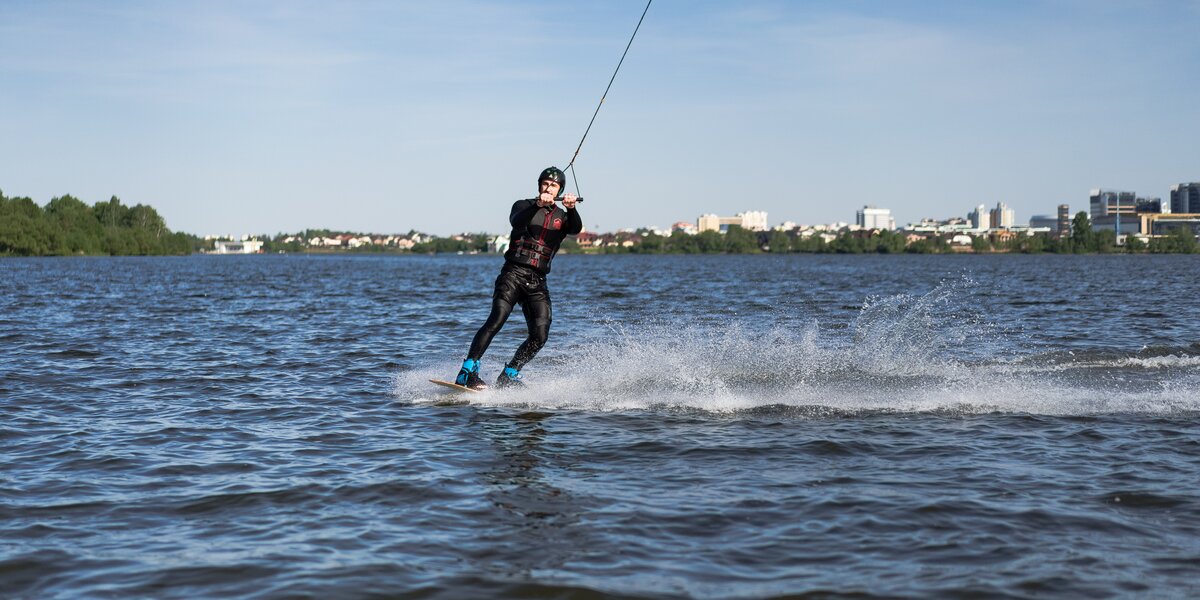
481 318 505 337
530 318 551 347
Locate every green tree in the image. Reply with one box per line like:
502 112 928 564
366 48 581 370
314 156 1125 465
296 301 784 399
792 234 827 253
971 235 992 253
724 225 760 253
874 230 907 254
1124 234 1146 253
1014 233 1046 254
161 231 195 254
125 204 166 236
633 232 665 253
0 195 62 255
829 232 864 254
1070 211 1094 253
1151 226 1199 254
44 195 104 254
766 230 791 253
1175 227 1199 254
906 235 949 254
559 238 582 253
666 230 699 253
93 196 130 229
470 233 490 252
0 192 192 256
694 230 724 253
1049 235 1073 254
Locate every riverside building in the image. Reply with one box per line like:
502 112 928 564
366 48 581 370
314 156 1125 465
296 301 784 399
213 240 264 254
1137 213 1200 236
697 211 769 233
1089 189 1162 234
855 206 895 230
1171 183 1200 214
969 205 991 231
989 202 1016 229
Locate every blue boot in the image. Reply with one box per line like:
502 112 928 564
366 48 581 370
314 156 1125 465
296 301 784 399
496 365 523 388
455 358 487 390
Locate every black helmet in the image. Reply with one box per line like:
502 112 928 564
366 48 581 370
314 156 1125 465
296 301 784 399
538 166 566 198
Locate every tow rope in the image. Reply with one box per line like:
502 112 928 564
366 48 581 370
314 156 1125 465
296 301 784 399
563 0 653 202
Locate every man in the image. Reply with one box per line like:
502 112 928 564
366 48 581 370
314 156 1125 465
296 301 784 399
454 166 582 389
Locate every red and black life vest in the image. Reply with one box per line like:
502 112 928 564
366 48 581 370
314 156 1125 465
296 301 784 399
503 199 580 274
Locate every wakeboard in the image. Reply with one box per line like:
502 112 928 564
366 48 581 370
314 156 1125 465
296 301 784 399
428 379 483 394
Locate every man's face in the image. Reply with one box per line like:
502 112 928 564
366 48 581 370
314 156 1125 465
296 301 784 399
539 179 561 198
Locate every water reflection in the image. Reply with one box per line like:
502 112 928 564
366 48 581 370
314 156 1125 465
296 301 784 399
469 409 589 578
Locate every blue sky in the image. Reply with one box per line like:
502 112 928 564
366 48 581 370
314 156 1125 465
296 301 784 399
2 0 1198 236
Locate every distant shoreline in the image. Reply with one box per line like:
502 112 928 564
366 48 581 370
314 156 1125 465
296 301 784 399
5 192 1196 257
6 250 1199 259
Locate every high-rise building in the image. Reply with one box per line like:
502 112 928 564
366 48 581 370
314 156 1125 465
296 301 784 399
1057 204 1071 238
1089 189 1137 218
1089 189 1160 234
969 204 991 231
989 202 1016 229
856 206 895 230
1171 183 1200 214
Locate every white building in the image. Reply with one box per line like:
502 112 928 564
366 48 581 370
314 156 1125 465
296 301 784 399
903 217 976 235
969 205 991 231
856 206 895 230
738 211 769 231
213 240 263 254
990 202 1016 229
697 211 769 233
489 235 510 254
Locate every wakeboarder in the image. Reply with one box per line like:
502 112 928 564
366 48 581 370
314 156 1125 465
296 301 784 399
452 166 582 389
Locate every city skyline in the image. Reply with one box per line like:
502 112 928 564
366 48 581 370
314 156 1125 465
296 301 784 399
2 1 1199 236
208 177 1200 238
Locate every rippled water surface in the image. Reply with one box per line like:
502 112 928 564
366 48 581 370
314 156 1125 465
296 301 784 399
3 254 1200 598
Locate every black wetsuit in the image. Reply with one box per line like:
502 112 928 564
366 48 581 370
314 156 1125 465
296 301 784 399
466 199 583 370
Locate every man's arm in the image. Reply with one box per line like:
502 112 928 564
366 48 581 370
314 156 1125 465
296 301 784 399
563 207 583 235
510 199 539 227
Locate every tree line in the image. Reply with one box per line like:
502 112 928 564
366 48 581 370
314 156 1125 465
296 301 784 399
0 191 198 256
249 231 493 254
6 194 1196 257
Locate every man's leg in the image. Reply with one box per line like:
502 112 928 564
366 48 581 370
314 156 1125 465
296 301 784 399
507 296 552 372
456 269 520 387
467 296 516 360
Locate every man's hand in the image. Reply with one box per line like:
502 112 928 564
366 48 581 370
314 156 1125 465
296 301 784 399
562 193 578 210
537 192 556 207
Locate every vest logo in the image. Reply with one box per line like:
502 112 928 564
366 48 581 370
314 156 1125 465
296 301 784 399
553 218 562 229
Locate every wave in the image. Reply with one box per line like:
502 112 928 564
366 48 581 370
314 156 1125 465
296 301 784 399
394 280 1200 416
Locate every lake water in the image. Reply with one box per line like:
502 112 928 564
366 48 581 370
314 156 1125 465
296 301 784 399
2 254 1199 598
